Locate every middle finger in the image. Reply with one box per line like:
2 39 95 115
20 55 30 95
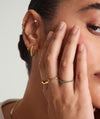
59 26 80 95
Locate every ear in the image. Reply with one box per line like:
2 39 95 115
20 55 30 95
22 10 45 51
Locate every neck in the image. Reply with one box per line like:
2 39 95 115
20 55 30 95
14 54 49 119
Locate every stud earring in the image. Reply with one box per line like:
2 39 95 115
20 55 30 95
30 45 35 57
34 20 38 23
34 20 39 27
22 20 38 33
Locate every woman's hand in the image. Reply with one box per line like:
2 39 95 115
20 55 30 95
39 21 94 119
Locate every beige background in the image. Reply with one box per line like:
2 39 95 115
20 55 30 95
0 0 30 102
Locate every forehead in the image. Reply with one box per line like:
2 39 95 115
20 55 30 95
56 0 100 17
63 0 100 4
61 0 100 10
52 0 100 28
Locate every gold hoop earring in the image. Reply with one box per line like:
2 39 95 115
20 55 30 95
30 45 35 57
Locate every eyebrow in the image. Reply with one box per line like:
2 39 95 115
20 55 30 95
78 3 100 12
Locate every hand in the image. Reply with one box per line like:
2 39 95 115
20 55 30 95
39 21 94 119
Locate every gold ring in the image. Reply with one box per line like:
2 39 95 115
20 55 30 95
41 76 58 85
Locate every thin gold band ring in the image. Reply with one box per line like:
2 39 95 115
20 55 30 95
41 77 58 85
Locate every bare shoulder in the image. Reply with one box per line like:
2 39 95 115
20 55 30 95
2 102 16 119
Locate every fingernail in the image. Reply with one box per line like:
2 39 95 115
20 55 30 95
78 44 84 52
72 26 79 34
47 31 53 40
56 22 65 31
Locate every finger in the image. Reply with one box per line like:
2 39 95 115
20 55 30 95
43 31 54 52
45 22 67 90
39 32 53 96
59 26 80 95
75 44 89 94
39 31 53 81
40 31 54 63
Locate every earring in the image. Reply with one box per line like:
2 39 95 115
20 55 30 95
22 20 38 33
34 20 39 27
30 45 35 57
34 20 38 23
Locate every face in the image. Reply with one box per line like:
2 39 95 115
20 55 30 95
47 0 100 108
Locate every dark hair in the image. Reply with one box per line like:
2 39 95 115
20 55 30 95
18 0 60 75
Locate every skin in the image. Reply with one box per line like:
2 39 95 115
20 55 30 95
2 0 100 119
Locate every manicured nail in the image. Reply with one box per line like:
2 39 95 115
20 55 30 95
56 22 65 31
47 31 53 40
72 26 79 34
78 44 84 52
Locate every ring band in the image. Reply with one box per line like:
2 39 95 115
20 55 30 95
59 79 74 83
41 76 58 85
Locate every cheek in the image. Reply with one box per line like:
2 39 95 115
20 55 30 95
79 34 98 69
79 34 100 80
80 34 100 108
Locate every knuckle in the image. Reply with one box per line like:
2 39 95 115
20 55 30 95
67 39 72 45
60 60 68 69
61 100 73 112
76 72 87 80
62 94 73 105
46 54 55 64
76 73 81 79
53 33 58 40
77 56 82 62
67 38 74 45
46 55 53 63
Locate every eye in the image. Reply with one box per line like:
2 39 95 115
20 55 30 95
87 24 100 35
